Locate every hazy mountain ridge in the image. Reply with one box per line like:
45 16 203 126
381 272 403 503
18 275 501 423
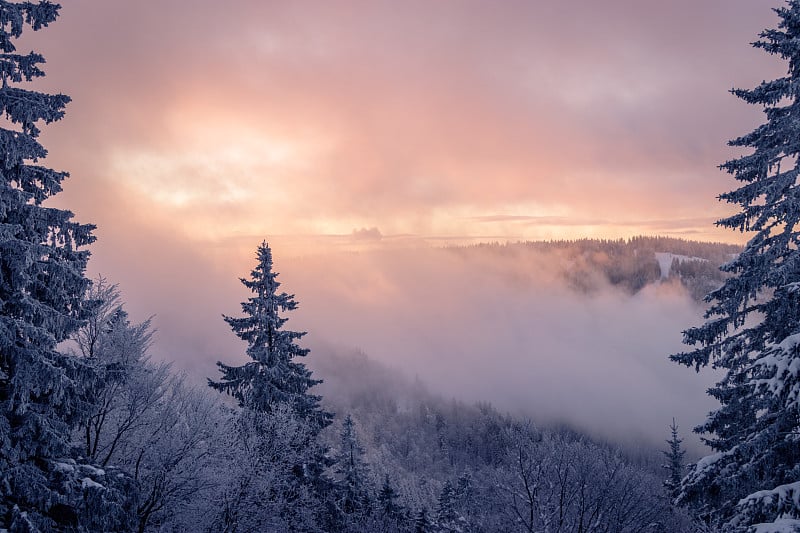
448 236 740 300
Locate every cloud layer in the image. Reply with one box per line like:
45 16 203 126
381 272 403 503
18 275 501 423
28 0 784 254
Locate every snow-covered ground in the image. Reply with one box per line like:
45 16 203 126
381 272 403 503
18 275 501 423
654 252 708 279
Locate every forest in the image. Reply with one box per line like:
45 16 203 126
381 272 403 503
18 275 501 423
2 1 800 532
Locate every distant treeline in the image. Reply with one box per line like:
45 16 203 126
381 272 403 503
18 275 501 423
449 236 741 299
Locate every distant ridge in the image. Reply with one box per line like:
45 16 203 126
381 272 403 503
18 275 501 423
445 236 741 300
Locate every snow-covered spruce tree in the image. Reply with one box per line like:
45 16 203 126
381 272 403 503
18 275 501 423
662 418 685 503
377 475 405 521
335 414 372 517
671 2 800 529
210 240 332 430
414 508 432 533
435 481 465 533
0 2 134 530
210 241 336 530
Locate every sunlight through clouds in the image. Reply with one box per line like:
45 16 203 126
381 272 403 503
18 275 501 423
34 0 777 254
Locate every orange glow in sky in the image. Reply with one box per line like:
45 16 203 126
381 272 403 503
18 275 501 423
30 0 785 264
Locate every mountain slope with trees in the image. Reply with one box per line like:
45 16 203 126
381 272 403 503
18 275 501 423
451 237 739 300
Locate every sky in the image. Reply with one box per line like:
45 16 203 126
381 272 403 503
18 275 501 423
31 0 784 261
19 1 790 444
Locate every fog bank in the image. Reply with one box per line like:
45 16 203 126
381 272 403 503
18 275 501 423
93 243 717 451
281 247 716 451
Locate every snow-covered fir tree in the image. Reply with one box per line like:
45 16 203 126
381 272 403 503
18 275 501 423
0 2 134 530
210 241 332 431
335 414 372 517
435 480 465 533
662 418 685 503
209 241 336 530
672 2 800 529
415 507 432 533
377 475 405 520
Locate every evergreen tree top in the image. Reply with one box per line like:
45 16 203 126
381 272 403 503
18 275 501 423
0 2 61 49
210 241 332 431
674 0 800 369
0 1 68 138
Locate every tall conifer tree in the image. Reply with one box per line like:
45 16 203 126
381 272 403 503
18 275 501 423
377 475 404 520
210 241 332 431
672 1 800 529
335 414 371 516
0 2 133 530
661 418 685 503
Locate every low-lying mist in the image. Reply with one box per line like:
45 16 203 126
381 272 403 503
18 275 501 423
280 246 718 453
97 241 718 453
